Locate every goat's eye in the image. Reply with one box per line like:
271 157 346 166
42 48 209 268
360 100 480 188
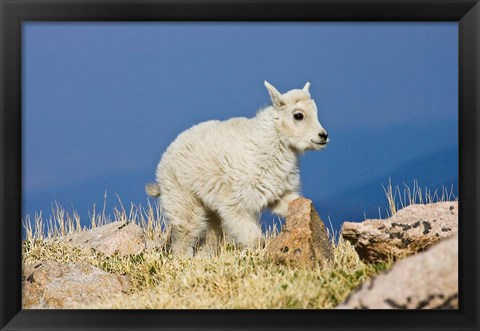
294 113 304 121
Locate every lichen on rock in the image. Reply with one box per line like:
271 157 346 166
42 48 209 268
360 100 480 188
265 197 333 268
341 201 458 263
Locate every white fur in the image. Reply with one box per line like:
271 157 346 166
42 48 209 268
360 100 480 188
147 81 329 256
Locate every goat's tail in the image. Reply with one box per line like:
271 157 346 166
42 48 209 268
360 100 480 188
145 182 161 198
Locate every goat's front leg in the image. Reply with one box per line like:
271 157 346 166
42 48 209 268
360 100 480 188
270 192 301 218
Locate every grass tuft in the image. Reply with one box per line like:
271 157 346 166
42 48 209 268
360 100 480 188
23 179 456 309
382 178 457 217
22 198 390 309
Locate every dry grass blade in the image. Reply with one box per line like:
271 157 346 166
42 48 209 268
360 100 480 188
382 179 457 217
23 179 457 309
22 196 389 309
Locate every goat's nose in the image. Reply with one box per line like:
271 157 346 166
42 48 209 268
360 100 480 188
319 131 328 140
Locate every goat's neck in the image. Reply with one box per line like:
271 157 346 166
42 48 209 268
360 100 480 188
252 107 297 165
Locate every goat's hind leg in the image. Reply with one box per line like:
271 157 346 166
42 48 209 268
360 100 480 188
162 193 208 257
219 209 264 249
196 210 224 257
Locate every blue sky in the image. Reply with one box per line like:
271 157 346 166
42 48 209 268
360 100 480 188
22 22 458 231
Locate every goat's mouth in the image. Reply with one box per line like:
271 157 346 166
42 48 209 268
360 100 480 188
311 139 327 146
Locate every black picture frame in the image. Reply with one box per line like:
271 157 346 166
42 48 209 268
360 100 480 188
1 0 479 330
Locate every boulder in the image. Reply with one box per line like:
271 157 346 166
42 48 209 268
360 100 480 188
337 234 458 309
341 201 458 263
55 221 147 257
22 260 130 308
265 198 333 268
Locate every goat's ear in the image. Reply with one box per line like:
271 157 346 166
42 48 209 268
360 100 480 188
264 81 285 108
303 82 311 93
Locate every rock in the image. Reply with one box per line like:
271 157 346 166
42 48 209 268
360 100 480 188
145 239 166 251
341 201 458 263
265 197 333 268
55 221 147 257
337 234 458 309
22 260 130 308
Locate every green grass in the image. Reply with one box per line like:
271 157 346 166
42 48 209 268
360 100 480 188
23 231 389 309
22 180 455 309
22 199 389 309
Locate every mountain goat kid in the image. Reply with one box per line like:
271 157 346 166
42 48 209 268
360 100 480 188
146 81 329 256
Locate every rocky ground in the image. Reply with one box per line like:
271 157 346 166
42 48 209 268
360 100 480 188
22 199 458 309
341 201 458 263
338 201 458 309
337 233 458 309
